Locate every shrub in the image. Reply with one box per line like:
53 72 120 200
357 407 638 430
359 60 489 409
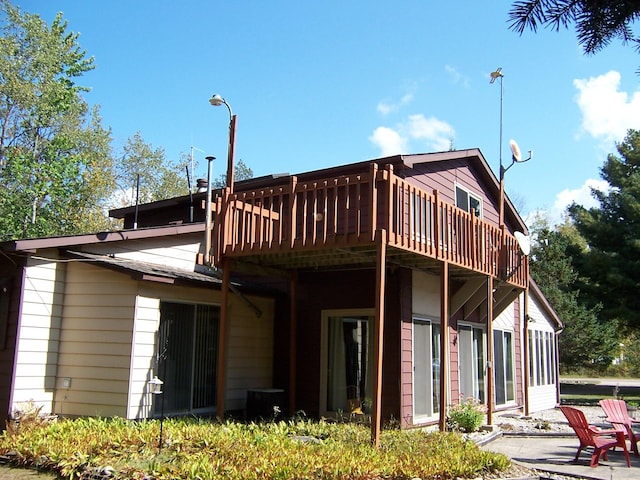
447 397 486 432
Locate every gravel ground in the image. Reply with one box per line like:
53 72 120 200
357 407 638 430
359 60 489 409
493 405 606 434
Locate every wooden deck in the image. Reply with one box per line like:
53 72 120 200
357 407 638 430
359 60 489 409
208 163 527 288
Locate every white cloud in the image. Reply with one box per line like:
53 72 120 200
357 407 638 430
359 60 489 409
369 126 406 156
548 178 609 223
376 93 414 115
369 114 454 156
574 71 640 142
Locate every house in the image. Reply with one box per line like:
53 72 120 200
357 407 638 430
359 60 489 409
0 149 562 443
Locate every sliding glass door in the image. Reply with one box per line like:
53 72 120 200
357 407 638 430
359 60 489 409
155 302 219 416
325 313 374 414
458 324 485 402
413 318 441 420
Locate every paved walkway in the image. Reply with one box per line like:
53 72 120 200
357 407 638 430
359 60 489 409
483 433 639 480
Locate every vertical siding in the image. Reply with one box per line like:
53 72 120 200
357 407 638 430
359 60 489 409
53 261 136 418
11 256 65 415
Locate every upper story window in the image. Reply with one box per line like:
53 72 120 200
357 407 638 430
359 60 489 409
455 185 482 218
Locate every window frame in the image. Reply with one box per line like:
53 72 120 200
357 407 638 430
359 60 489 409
455 184 483 218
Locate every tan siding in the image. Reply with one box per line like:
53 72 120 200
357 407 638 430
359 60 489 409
85 234 202 271
11 256 64 414
52 261 136 419
226 296 275 411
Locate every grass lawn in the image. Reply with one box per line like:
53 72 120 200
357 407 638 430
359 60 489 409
560 381 640 406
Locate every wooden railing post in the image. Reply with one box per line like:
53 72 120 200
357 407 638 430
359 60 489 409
433 189 440 260
370 163 379 242
289 176 298 248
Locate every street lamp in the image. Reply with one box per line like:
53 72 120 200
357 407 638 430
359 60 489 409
209 94 237 193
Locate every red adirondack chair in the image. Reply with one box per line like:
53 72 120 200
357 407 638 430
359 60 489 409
600 398 640 455
560 405 631 467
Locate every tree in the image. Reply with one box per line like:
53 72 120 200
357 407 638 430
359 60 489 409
529 214 621 371
509 1 640 57
212 159 254 189
0 0 115 239
568 129 640 330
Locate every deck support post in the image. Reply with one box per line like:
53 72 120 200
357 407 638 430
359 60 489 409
486 276 494 425
371 229 387 448
216 258 231 420
288 270 297 415
438 261 449 431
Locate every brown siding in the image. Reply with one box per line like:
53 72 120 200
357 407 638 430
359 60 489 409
294 268 402 422
398 268 413 428
0 257 24 428
405 160 500 228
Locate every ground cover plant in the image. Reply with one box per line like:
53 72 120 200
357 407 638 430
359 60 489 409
0 414 511 480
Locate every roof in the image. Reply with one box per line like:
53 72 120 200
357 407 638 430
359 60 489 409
1 223 205 253
64 250 222 287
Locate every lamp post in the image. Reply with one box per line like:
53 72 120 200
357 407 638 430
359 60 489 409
209 94 237 193
148 375 164 450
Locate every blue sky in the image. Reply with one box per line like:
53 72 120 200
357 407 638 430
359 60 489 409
17 0 640 224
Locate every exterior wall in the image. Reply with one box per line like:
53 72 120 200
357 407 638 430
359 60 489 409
83 233 202 271
52 261 136 418
295 269 401 421
10 254 65 416
0 257 24 426
405 160 500 228
10 239 276 421
405 270 442 426
526 293 559 413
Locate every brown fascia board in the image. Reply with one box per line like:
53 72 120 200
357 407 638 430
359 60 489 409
2 223 205 253
528 276 564 331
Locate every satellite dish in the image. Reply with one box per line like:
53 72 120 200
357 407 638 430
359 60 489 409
514 231 531 256
510 139 522 163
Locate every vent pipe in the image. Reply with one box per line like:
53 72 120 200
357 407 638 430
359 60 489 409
204 156 215 266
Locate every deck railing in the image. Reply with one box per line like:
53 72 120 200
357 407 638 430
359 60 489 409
211 164 527 288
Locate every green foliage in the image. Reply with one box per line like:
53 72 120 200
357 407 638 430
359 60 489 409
568 130 640 332
0 416 511 479
213 158 254 189
0 1 115 240
446 397 486 433
529 214 621 372
509 1 640 62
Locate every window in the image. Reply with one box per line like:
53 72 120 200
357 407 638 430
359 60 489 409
493 329 515 405
155 302 219 415
325 314 374 414
458 324 485 402
528 329 557 387
455 185 482 218
413 318 441 420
